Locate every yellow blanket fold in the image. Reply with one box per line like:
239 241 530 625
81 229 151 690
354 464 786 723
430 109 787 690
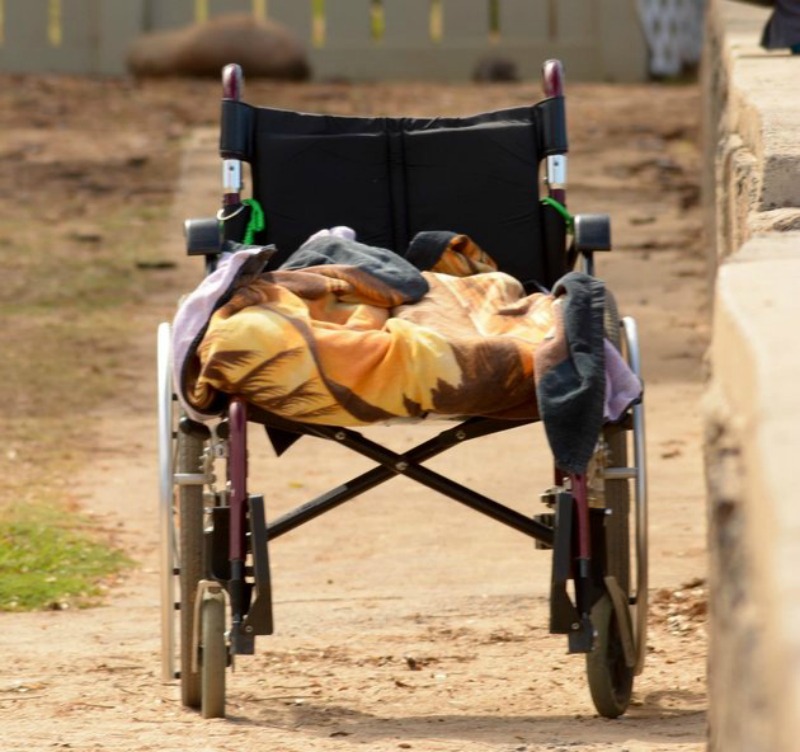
189 259 557 426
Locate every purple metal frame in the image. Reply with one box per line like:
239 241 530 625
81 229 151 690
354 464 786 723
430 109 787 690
542 59 566 208
543 59 592 615
221 64 243 209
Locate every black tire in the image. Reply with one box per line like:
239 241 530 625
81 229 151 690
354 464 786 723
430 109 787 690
200 592 227 719
177 427 205 709
586 593 634 718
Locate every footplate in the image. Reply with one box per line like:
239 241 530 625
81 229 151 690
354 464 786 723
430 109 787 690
547 490 597 654
241 494 274 638
549 491 580 635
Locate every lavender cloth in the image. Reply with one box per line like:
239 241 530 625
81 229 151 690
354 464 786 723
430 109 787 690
170 228 364 422
172 245 275 422
604 340 642 422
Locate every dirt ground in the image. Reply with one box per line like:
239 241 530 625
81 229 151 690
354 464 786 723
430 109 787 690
0 76 708 751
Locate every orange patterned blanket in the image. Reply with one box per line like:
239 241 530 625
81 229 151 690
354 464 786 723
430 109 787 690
186 232 555 425
175 229 634 472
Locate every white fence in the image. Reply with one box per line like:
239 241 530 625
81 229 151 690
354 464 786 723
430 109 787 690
0 0 653 81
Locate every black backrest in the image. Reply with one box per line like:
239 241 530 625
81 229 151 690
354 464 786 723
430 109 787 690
221 97 568 288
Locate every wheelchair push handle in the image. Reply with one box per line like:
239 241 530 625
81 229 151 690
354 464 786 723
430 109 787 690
222 63 243 102
541 60 567 204
542 59 565 98
221 64 244 210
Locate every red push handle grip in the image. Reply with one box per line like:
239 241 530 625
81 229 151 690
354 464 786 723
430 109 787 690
542 59 564 98
220 64 244 206
222 63 243 101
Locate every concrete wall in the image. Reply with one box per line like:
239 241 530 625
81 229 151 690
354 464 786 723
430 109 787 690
703 2 800 749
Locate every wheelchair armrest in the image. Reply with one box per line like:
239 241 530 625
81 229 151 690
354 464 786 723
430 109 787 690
184 217 222 256
573 214 612 253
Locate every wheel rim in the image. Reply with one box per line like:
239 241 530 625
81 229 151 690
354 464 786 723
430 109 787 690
157 322 176 684
621 316 649 676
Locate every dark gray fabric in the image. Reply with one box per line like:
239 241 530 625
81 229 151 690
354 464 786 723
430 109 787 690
280 234 430 303
535 272 606 475
761 0 800 48
404 230 460 271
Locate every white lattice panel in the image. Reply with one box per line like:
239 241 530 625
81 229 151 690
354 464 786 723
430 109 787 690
638 0 705 76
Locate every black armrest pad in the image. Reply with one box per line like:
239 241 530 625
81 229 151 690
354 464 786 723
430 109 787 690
573 214 611 252
185 217 222 256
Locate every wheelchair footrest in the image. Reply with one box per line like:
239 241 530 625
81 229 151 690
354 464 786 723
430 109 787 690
241 494 274 637
549 492 580 634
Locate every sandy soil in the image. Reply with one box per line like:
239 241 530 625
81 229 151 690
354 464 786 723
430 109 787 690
0 78 708 751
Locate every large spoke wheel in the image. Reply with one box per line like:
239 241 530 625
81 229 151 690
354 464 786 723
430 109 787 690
157 323 177 684
603 357 631 595
621 315 649 676
600 292 632 594
585 291 645 718
158 322 212 710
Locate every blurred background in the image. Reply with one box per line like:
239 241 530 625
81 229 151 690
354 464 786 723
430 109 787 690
0 0 705 82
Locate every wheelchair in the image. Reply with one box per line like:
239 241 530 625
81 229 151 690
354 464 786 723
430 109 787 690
157 59 648 720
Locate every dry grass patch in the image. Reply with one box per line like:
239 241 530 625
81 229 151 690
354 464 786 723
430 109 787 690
0 77 184 608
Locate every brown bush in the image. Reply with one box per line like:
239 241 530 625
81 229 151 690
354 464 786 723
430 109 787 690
127 13 311 81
